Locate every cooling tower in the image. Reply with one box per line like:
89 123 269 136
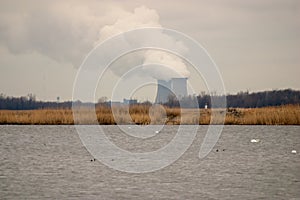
171 78 188 98
155 78 188 103
155 80 172 103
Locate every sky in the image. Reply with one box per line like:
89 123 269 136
0 0 299 102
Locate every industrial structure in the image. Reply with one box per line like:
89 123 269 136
123 98 138 105
155 78 188 103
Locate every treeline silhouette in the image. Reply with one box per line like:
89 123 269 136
178 89 300 108
0 94 73 110
226 89 300 108
1 89 300 110
199 89 300 108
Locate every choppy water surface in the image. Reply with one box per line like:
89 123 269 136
0 125 299 199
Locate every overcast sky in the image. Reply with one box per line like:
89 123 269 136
0 0 299 102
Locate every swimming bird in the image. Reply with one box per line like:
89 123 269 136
250 139 260 143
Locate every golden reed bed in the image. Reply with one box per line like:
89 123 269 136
0 104 299 125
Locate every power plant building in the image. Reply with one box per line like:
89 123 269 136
155 78 188 103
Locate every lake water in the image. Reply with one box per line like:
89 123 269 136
0 125 300 199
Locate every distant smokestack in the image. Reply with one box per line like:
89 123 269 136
155 78 188 103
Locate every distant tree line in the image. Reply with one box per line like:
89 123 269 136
226 89 300 108
0 94 73 110
1 89 300 110
165 89 300 108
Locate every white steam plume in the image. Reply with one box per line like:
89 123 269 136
98 6 190 80
0 2 190 80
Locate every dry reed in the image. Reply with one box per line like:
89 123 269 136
0 104 299 125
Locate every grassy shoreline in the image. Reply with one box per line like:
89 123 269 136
0 104 299 125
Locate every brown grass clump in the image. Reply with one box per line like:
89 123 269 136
0 109 74 125
0 104 299 125
237 105 300 125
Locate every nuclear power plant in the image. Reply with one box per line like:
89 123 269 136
155 78 188 103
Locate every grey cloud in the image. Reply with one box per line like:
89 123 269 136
0 1 119 67
0 1 191 81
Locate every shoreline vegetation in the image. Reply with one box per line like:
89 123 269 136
0 104 299 125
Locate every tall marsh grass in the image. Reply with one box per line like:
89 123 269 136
0 104 299 125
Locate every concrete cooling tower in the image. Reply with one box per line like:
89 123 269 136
155 80 172 103
155 78 188 103
171 78 188 99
